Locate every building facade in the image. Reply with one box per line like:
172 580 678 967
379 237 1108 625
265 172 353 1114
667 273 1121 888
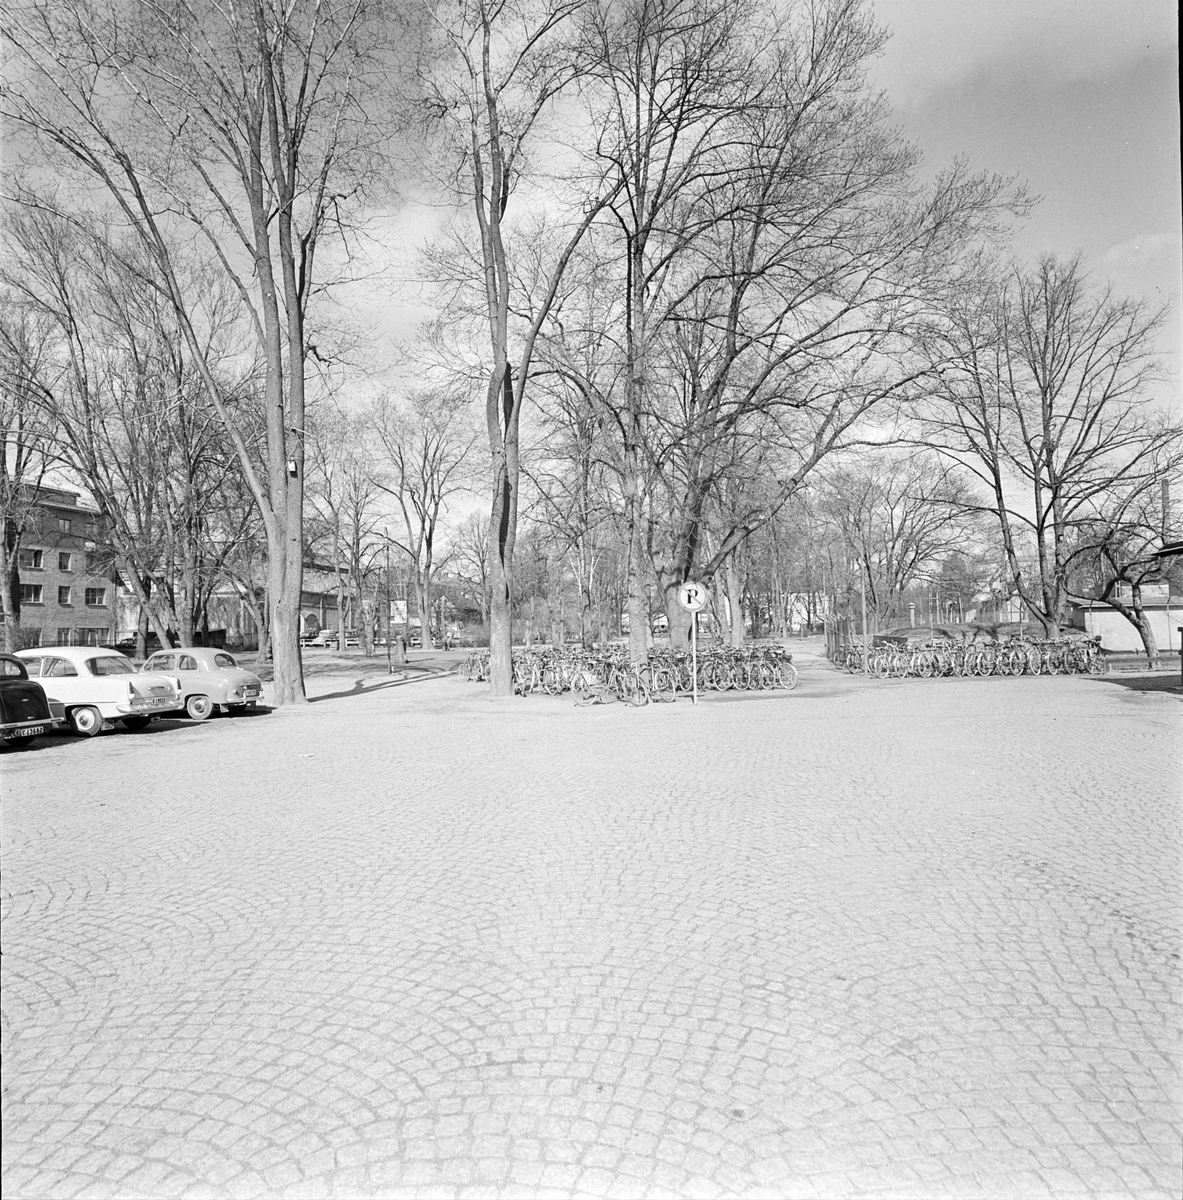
12 488 120 648
1069 583 1182 654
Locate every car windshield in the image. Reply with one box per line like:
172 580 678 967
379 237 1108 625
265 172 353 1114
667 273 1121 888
86 656 136 676
214 653 237 669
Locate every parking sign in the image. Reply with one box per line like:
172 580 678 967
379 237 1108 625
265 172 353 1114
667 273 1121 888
677 580 709 613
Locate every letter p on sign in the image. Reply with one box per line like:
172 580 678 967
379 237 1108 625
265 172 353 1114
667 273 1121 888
677 580 709 612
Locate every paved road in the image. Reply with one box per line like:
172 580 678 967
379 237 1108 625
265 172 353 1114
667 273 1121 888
2 650 1180 1199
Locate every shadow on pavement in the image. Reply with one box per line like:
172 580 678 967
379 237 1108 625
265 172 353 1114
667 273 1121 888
1089 674 1183 696
308 669 450 703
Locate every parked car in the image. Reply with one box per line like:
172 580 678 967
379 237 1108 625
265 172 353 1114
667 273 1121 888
0 653 66 748
141 647 264 719
302 630 338 648
17 646 184 737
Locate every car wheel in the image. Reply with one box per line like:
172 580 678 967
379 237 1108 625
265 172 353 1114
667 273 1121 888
69 706 104 737
122 716 152 731
186 694 214 721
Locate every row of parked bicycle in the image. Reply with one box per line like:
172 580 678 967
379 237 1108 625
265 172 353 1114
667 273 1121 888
830 636 1104 678
460 644 799 704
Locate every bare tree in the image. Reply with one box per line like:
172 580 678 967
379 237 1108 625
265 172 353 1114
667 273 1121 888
2 0 404 702
371 391 477 652
452 510 491 628
539 0 1024 658
815 452 985 626
421 0 617 695
2 203 260 650
0 305 59 651
923 253 1182 636
1067 464 1183 660
305 404 389 652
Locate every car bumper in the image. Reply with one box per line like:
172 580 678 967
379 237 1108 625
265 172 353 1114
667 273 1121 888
1 717 65 739
116 697 184 715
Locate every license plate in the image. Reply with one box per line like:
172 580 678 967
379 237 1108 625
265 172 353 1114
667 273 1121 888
151 697 172 707
13 725 45 738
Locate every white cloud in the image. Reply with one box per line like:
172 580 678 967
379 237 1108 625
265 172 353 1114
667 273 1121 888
1099 233 1183 273
870 0 1179 107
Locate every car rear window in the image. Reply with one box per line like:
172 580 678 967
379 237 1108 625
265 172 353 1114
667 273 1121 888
87 656 136 676
214 653 236 669
0 658 25 677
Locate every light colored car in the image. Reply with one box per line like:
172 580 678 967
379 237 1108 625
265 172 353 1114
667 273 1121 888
17 646 184 737
141 647 264 720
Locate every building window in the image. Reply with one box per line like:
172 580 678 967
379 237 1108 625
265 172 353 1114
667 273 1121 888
59 552 73 572
18 548 44 570
85 551 109 574
78 627 109 646
58 586 73 606
58 518 72 533
19 584 44 604
84 587 106 607
85 521 99 539
57 628 72 646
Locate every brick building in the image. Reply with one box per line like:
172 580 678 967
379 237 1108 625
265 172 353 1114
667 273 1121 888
11 487 120 648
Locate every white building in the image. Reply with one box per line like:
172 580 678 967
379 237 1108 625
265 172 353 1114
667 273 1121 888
1068 584 1182 655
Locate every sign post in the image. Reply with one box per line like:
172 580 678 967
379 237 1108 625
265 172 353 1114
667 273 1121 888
677 580 710 705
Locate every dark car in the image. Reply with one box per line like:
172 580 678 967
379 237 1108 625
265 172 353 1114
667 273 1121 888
0 653 65 749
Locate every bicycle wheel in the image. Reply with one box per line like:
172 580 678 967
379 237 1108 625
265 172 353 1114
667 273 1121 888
777 661 799 690
649 666 678 702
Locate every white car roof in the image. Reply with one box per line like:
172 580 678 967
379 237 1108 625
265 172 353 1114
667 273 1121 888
146 647 236 662
16 646 132 663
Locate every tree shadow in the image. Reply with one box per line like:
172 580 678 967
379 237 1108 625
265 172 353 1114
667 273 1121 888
1088 674 1183 696
307 670 448 703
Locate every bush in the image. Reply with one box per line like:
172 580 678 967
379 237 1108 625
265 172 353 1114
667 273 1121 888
7 623 46 650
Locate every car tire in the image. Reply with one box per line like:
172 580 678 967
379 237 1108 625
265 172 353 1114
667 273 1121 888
122 716 152 731
186 694 214 721
69 706 104 737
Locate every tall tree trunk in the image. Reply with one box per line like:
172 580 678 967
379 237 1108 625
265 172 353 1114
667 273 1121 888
416 573 430 651
725 553 745 648
626 506 649 663
0 535 18 653
1103 582 1161 664
663 575 693 652
488 366 518 696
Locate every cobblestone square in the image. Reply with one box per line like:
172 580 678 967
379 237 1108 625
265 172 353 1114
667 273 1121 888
2 649 1180 1198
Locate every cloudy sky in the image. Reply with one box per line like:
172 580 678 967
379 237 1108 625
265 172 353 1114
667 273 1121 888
868 0 1180 393
377 1 1180 399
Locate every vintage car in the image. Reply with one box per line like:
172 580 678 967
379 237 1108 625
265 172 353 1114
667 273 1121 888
0 653 66 748
17 646 184 737
141 647 264 719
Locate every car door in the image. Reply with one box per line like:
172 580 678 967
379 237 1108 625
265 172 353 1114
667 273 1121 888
38 655 85 705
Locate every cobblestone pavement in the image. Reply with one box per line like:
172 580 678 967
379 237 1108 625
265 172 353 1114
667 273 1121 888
3 647 1181 1200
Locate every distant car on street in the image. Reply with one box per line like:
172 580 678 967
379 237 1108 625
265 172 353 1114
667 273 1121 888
141 647 264 720
302 630 338 648
0 653 65 749
17 646 184 737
